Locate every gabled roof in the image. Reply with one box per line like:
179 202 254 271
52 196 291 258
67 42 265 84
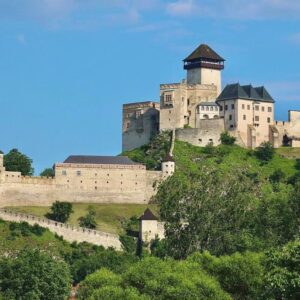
217 83 275 103
63 155 140 165
184 44 225 62
139 208 158 221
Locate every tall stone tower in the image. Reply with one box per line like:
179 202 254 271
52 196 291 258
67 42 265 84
183 44 225 95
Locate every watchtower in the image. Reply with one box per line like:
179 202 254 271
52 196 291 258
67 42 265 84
183 44 225 95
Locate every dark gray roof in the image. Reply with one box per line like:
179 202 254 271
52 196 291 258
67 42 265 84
63 155 140 165
217 83 275 103
139 208 158 221
198 102 218 106
184 44 225 62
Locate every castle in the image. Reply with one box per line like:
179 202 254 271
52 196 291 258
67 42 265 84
122 44 300 151
1 43 300 208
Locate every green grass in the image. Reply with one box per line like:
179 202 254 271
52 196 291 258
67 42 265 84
276 147 300 159
6 203 158 234
172 141 298 181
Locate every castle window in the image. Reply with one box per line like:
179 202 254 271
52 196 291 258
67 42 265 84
225 105 228 111
243 115 246 120
268 107 272 112
199 139 202 142
220 106 223 111
262 106 265 112
255 105 259 111
206 106 209 111
165 94 172 103
95 186 97 190
107 181 109 184
80 180 83 183
242 104 245 109
267 117 271 123
210 106 214 111
62 170 67 176
255 116 259 122
76 171 81 176
229 114 232 120
95 181 97 184
215 106 218 111
231 104 235 109
247 105 250 110
187 99 190 106
201 106 204 110
230 125 234 128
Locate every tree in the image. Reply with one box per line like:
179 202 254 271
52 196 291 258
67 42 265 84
47 201 73 223
263 240 300 299
4 148 34 175
0 248 71 300
78 207 97 229
255 142 275 163
40 167 54 177
155 168 259 258
188 251 265 300
220 132 236 145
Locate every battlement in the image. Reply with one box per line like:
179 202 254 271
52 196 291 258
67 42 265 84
55 162 146 170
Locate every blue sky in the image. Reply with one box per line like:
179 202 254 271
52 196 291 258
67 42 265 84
0 0 300 174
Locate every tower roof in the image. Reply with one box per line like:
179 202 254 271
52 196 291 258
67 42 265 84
184 44 225 62
217 83 275 103
139 208 158 221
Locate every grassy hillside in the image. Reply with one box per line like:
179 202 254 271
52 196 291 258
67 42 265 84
0 218 72 256
7 203 158 234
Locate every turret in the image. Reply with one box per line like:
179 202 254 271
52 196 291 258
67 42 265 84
162 154 175 179
183 44 225 95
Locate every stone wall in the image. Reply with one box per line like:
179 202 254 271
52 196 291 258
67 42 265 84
176 118 224 147
0 209 122 250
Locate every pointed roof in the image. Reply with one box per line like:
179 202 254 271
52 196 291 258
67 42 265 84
217 83 275 103
184 44 225 62
139 208 158 221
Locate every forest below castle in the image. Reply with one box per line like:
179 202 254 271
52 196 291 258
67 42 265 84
1 133 300 299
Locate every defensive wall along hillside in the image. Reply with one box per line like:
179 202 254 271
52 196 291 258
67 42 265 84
0 155 163 207
0 208 122 250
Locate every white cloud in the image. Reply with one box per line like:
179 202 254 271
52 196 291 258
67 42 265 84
166 0 200 17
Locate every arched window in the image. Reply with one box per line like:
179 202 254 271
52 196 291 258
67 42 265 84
203 114 209 119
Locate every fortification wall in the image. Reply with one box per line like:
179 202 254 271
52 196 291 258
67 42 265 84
176 118 224 146
0 209 122 250
0 167 162 207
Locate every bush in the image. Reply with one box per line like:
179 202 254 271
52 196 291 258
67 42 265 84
220 132 236 145
78 207 97 229
47 201 73 223
269 169 286 184
255 142 275 163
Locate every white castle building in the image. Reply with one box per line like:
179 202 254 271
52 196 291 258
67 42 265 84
122 44 300 150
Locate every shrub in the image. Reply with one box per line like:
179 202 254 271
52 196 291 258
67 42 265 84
220 132 236 145
255 142 275 163
78 207 97 229
47 201 73 223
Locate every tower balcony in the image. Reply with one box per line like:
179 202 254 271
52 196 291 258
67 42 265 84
184 60 224 70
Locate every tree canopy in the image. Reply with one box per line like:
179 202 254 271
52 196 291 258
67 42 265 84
0 248 71 300
40 167 54 177
47 201 73 223
3 148 34 175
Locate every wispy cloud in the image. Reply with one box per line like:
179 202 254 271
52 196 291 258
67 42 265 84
166 0 300 20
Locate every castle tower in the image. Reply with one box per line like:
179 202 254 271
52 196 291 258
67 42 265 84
183 44 225 95
162 154 175 179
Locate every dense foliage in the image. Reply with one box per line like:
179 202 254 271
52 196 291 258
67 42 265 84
121 131 171 170
3 148 34 175
153 141 300 258
47 201 73 223
40 167 54 177
0 248 71 300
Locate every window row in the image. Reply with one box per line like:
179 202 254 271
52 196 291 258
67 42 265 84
200 106 219 111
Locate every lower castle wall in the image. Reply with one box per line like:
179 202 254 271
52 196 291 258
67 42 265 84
0 170 162 208
0 209 122 250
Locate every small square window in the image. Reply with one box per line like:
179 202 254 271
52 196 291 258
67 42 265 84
62 170 67 176
231 104 235 109
262 106 265 112
255 116 259 122
255 105 259 111
242 104 245 109
220 106 223 111
229 114 232 121
268 107 272 112
267 117 271 123
247 105 250 110
225 105 228 110
243 115 246 120
76 170 81 176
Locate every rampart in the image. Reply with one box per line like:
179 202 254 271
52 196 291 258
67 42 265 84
0 209 122 250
